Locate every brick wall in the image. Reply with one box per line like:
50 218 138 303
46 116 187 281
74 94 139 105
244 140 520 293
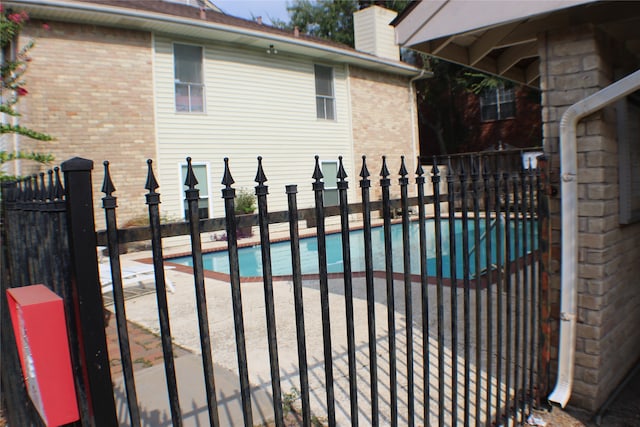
540 24 640 411
18 20 155 228
348 66 418 201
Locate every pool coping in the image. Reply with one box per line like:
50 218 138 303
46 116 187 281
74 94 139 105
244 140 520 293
132 215 537 288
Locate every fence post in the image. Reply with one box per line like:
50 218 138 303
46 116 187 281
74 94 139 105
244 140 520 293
62 157 117 426
536 155 552 405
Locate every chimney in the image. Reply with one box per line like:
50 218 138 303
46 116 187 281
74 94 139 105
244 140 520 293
294 26 300 38
256 16 262 25
353 5 399 61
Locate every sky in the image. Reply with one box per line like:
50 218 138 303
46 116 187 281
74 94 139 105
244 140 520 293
213 0 292 24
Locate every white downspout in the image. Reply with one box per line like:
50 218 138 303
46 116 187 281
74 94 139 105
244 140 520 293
548 68 640 408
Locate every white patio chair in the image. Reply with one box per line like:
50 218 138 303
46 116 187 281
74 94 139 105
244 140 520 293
99 262 176 294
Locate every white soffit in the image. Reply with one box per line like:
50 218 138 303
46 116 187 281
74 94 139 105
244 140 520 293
397 0 597 47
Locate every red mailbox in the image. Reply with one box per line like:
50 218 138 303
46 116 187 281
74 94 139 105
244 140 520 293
6 284 80 426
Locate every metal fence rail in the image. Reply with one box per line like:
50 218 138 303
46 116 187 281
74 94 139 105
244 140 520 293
1 152 548 426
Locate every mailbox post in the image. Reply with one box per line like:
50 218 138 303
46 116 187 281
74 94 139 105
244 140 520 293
7 284 80 426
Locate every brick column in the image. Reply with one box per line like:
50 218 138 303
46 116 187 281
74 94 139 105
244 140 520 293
539 24 640 411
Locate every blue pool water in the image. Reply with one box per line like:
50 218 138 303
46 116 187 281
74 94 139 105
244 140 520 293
169 220 538 279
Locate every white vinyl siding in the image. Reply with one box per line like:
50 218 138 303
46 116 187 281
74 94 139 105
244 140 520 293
154 37 354 220
353 6 400 61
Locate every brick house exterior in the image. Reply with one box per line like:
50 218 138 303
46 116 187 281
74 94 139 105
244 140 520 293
419 85 542 157
539 23 640 411
20 20 156 225
395 0 640 413
6 1 421 227
349 66 419 201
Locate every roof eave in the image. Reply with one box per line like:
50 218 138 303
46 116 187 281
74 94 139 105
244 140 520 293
9 0 422 76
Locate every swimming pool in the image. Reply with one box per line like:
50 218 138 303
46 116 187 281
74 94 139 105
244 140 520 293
169 219 538 279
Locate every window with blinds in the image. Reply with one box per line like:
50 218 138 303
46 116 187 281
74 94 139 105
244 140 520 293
174 43 205 113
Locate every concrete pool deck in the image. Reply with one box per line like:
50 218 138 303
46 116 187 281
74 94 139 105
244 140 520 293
103 217 550 426
106 249 529 426
103 254 640 427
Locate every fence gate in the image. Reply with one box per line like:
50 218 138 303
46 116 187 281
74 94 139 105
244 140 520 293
1 151 549 426
1 158 117 426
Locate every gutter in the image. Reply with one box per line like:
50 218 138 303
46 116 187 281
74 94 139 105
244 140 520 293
8 0 421 76
548 68 640 408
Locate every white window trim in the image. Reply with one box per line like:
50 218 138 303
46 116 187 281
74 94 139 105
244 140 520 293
178 161 212 219
173 42 206 114
480 85 515 122
321 160 339 206
315 64 336 121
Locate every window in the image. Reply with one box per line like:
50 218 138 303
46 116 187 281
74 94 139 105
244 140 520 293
322 161 339 206
174 44 204 112
180 163 210 219
617 94 640 224
315 65 335 120
480 85 515 121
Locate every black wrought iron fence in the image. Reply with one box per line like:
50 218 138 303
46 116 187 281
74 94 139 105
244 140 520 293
1 152 548 427
1 159 117 426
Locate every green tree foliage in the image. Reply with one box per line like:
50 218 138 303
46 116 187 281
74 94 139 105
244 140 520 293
414 57 515 155
1 7 54 181
414 58 468 155
274 0 411 47
415 55 542 156
288 0 357 46
275 1 536 156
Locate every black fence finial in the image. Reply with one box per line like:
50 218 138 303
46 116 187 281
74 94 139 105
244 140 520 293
222 157 235 188
39 173 46 202
359 155 369 179
184 157 199 189
255 156 268 186
53 167 64 200
312 155 323 182
359 156 370 189
431 155 439 177
415 157 424 177
32 174 39 202
47 169 54 201
337 156 347 181
447 156 454 180
144 159 159 194
101 161 116 197
380 155 390 179
399 155 408 178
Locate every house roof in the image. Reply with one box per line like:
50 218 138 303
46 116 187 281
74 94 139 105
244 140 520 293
393 0 640 87
7 0 422 76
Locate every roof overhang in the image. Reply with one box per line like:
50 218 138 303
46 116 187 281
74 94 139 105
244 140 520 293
8 0 423 77
394 0 640 87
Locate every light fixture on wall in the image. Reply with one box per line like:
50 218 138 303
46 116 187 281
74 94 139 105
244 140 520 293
266 44 278 54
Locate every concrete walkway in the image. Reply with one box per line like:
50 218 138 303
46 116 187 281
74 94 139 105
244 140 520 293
106 303 276 426
103 255 640 427
105 256 517 426
112 353 274 426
